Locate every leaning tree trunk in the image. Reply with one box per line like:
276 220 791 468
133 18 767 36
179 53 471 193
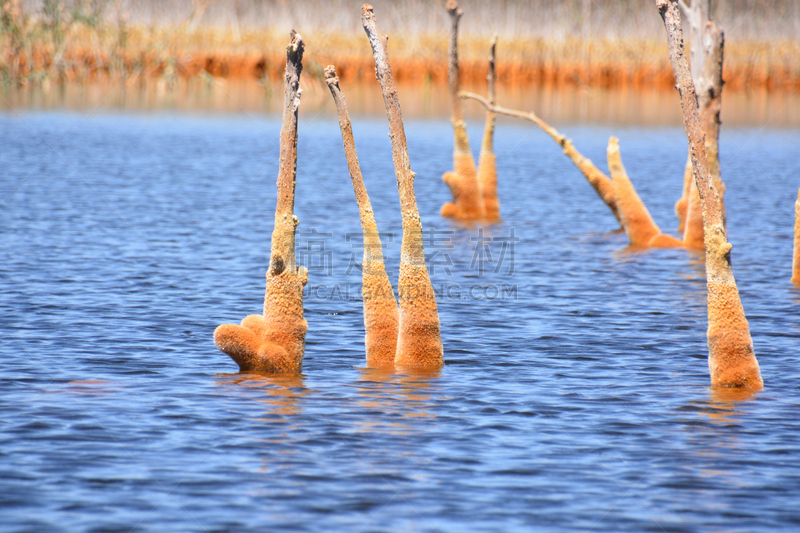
477 34 500 220
214 32 309 374
676 0 727 246
440 0 484 220
698 20 727 224
324 65 399 368
657 0 762 389
607 137 683 249
362 4 443 370
461 91 623 228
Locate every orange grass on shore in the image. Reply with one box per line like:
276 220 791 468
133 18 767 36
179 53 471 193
3 23 800 92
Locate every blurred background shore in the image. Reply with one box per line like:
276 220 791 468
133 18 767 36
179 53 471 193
2 0 799 124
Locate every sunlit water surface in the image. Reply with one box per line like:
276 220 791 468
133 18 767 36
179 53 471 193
2 109 800 532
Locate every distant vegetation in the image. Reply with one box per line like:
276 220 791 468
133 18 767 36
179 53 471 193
2 0 799 89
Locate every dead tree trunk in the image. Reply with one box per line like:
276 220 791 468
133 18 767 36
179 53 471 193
698 20 726 222
607 137 683 248
657 0 762 389
440 0 484 220
214 31 309 373
324 65 399 368
461 91 623 228
477 34 500 220
362 4 443 370
676 0 726 245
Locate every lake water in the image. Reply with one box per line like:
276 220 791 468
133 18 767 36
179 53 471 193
2 103 800 531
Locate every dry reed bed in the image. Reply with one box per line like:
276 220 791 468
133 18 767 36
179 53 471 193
3 23 800 91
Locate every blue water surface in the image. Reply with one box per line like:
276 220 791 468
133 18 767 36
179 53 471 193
1 107 800 532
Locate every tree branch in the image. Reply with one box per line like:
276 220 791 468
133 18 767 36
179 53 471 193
462 91 622 226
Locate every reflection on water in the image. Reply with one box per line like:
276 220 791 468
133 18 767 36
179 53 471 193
707 385 761 418
354 367 440 435
217 372 307 417
3 77 799 127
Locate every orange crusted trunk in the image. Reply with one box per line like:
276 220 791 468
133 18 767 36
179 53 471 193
683 176 705 250
441 0 484 221
362 4 443 370
607 137 682 249
324 65 399 368
477 35 500 220
675 153 692 232
213 32 309 374
657 0 762 389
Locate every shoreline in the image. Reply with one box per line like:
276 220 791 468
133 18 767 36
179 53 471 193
3 26 800 93
4 77 800 129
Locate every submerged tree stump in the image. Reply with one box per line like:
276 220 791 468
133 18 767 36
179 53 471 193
362 4 443 370
440 0 485 221
607 137 683 249
657 0 762 389
213 32 309 374
324 65 399 368
477 34 500 221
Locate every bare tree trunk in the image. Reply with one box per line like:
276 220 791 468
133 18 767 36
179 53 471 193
324 65 399 368
657 0 762 389
362 4 443 370
607 137 683 248
477 34 500 220
462 91 623 228
678 0 709 87
676 1 726 241
792 188 800 284
441 0 484 220
214 31 309 374
698 20 726 223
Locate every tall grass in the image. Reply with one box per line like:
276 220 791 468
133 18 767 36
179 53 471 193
2 0 799 88
17 0 796 42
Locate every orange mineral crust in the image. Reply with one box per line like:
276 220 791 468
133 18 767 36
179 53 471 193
442 150 484 219
440 1 485 221
706 280 762 388
477 35 500 221
607 136 682 248
477 152 499 220
682 177 705 250
324 65 399 368
675 154 692 233
657 0 762 389
213 32 308 373
362 3 444 370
